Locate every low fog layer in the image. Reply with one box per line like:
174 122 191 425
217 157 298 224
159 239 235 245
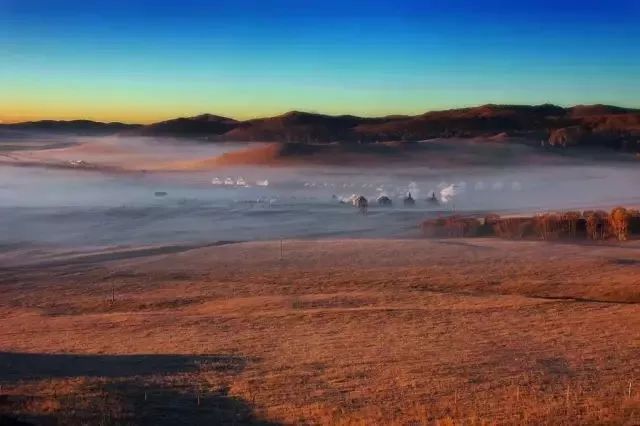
1 135 639 247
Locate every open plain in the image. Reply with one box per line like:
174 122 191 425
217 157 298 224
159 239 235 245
2 238 640 424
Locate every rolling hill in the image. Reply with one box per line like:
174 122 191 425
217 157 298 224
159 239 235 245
3 104 640 151
133 104 640 150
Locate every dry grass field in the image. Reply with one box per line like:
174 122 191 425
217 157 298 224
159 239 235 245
2 238 640 424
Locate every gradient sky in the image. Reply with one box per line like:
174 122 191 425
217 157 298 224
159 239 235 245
1 0 639 123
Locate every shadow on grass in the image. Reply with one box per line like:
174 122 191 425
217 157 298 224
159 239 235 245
610 258 640 265
0 352 248 381
0 352 279 425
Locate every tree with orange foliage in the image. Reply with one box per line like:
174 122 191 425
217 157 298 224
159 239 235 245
534 213 559 240
585 211 609 240
493 217 535 239
562 211 581 238
610 207 631 241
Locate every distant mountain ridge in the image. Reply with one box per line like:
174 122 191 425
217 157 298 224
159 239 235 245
3 104 640 151
135 113 238 137
0 119 140 135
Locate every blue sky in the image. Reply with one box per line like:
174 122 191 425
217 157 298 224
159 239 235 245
1 0 639 122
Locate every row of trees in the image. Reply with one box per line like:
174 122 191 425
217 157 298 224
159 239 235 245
421 207 640 241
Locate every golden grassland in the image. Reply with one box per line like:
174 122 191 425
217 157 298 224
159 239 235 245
2 238 640 424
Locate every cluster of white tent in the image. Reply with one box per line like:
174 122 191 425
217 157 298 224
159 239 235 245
211 177 269 187
208 177 523 210
334 179 523 209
